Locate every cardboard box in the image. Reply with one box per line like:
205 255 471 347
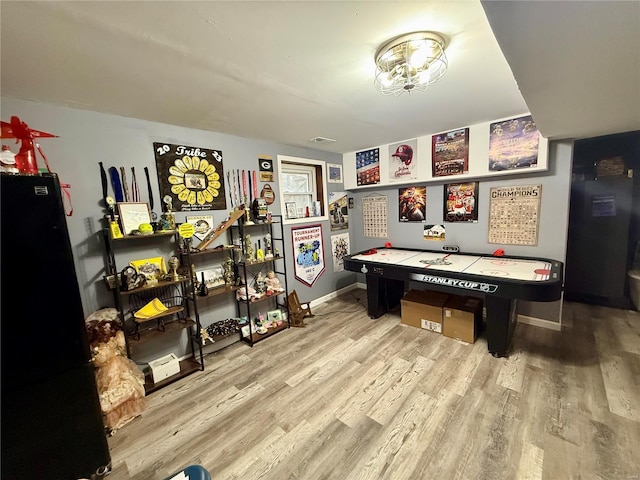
442 295 483 344
149 353 180 383
400 289 449 333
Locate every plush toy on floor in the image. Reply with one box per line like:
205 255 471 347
86 308 147 434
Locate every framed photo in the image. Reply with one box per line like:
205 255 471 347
267 309 283 323
197 266 225 289
129 256 167 282
327 163 343 183
285 202 298 219
117 202 152 235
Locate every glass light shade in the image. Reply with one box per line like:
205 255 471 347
374 32 448 96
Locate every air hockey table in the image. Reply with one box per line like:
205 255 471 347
343 246 563 357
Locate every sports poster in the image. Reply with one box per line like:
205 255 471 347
488 115 540 171
186 215 214 241
356 148 380 186
443 182 479 222
328 191 348 231
389 139 418 182
291 224 325 287
153 142 226 212
363 195 388 238
331 232 350 272
398 186 426 222
432 128 469 177
488 185 541 245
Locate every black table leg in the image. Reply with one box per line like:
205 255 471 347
485 296 518 357
366 276 404 319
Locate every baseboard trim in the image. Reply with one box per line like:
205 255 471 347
310 283 360 309
518 314 561 331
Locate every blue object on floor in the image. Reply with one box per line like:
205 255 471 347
164 464 211 480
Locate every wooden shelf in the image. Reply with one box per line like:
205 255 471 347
240 291 286 306
111 230 177 242
144 357 201 394
119 278 187 296
201 334 241 356
133 305 184 323
195 284 241 302
127 318 196 347
242 322 289 346
239 256 282 267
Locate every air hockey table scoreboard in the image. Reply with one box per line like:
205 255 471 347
343 247 563 357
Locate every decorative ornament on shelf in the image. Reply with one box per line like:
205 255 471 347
168 255 180 281
222 257 235 285
244 234 254 262
198 272 209 297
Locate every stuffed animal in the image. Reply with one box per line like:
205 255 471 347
86 308 147 434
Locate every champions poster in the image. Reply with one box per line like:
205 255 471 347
291 224 325 287
153 142 226 212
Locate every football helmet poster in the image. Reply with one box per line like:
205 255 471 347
389 139 418 181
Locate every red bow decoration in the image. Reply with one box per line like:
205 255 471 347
1 116 58 174
1 116 72 216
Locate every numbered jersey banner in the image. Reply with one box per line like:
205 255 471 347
153 142 226 212
291 224 325 287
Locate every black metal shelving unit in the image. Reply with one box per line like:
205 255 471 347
102 229 204 394
231 215 290 346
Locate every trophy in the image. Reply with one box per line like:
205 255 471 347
106 196 123 239
162 195 176 230
168 255 180 281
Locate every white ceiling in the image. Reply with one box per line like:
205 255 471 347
1 1 638 154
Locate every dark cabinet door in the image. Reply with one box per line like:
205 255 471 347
565 176 633 299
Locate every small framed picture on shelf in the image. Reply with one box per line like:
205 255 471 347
285 202 297 219
267 309 283 323
129 256 167 282
241 325 251 338
197 266 225 289
117 202 152 235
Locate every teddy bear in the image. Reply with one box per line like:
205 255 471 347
86 308 147 434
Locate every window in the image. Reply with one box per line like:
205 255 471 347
277 155 328 224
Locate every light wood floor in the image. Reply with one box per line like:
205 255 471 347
107 290 640 480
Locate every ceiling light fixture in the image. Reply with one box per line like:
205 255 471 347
374 31 448 96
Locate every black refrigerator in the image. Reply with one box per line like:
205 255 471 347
1 173 111 479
